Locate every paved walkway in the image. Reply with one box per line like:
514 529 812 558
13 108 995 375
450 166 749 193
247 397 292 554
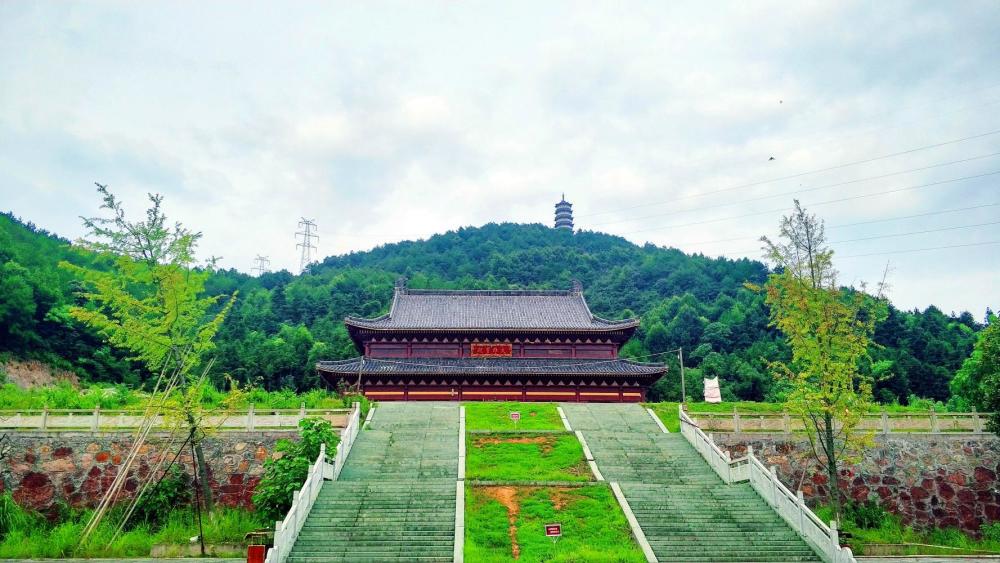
560 403 822 562
287 402 460 563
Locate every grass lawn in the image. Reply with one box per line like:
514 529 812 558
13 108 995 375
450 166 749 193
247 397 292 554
644 402 680 432
0 504 265 559
645 400 965 433
465 485 645 562
466 433 592 482
464 402 565 431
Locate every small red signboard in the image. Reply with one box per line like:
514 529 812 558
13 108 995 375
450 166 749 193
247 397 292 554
545 523 562 537
510 411 521 422
471 342 513 357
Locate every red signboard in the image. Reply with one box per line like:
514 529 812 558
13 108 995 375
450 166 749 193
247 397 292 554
545 523 562 537
510 411 521 422
471 342 513 357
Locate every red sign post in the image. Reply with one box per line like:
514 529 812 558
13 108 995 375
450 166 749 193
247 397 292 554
510 411 520 429
545 523 562 541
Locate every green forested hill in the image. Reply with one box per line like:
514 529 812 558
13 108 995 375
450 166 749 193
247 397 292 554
0 212 985 405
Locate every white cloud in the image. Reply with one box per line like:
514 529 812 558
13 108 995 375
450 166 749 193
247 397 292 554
0 0 997 314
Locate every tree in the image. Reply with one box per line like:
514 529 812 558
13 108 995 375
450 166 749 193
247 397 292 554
253 418 339 521
952 314 1000 425
61 184 236 535
755 201 885 519
0 261 38 348
979 319 1000 432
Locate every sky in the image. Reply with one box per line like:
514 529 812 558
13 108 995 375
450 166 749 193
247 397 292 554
1 1 998 316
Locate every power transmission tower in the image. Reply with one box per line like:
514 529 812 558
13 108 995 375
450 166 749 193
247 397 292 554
251 255 270 277
296 218 318 273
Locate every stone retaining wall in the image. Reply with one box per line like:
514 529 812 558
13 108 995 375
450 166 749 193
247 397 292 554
0 431 296 514
713 433 1000 535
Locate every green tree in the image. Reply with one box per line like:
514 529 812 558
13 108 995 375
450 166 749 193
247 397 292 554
0 261 38 348
952 314 1000 427
253 418 339 521
757 201 885 518
61 184 236 530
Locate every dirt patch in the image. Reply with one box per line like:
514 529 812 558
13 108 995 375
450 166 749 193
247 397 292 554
482 486 531 559
473 435 556 454
548 487 576 510
2 359 79 389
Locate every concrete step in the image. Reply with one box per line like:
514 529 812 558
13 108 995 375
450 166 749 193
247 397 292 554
286 403 459 562
559 403 822 562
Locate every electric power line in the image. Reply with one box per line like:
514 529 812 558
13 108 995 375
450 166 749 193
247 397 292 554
619 169 1000 235
672 202 1000 248
593 151 1000 228
831 220 1000 244
838 240 1000 259
579 127 1000 219
723 222 1000 258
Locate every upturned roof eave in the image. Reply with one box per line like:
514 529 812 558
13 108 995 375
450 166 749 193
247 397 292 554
342 318 641 332
315 358 668 376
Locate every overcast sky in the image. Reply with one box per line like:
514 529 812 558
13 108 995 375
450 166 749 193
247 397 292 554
1 1 998 316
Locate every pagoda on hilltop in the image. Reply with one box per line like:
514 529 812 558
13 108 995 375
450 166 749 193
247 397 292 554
554 194 574 230
316 278 666 402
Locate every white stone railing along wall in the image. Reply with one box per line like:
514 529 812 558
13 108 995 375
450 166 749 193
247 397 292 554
265 402 362 563
679 406 857 563
0 405 350 432
689 408 992 434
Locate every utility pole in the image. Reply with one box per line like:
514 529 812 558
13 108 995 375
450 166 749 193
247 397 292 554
678 347 686 406
296 218 318 274
250 255 270 277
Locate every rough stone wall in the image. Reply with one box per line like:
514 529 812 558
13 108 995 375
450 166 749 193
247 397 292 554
0 430 297 515
713 433 1000 535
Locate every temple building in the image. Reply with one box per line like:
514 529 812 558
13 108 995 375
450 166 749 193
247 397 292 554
554 195 574 230
316 279 667 402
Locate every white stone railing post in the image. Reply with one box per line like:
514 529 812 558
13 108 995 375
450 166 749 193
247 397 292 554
797 490 806 534
770 466 779 509
91 407 100 431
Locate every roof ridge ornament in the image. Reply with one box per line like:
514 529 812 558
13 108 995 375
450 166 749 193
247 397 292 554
395 276 408 292
571 279 583 294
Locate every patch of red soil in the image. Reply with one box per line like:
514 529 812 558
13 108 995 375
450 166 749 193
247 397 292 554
473 435 556 454
3 359 78 389
483 486 532 559
548 487 577 510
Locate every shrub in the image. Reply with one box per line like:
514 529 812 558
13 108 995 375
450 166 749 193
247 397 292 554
844 500 888 530
982 522 1000 543
253 417 339 521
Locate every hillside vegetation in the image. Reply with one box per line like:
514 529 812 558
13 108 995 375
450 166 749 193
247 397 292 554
0 212 987 407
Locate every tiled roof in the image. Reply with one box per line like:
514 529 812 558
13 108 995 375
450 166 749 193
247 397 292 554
345 284 638 332
316 357 666 376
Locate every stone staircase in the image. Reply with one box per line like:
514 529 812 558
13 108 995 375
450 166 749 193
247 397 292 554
286 402 459 563
560 403 822 563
